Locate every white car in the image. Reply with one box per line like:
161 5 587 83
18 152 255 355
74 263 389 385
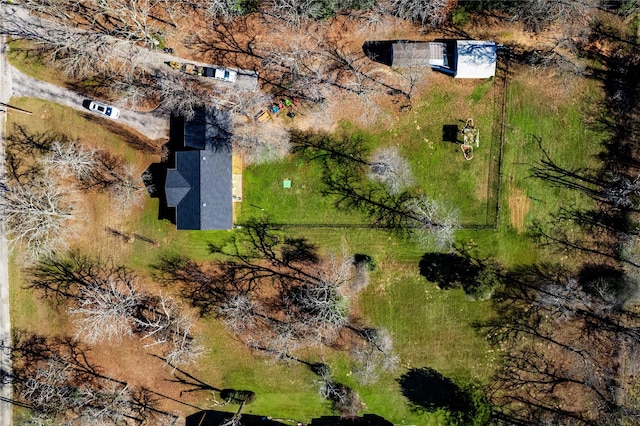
213 68 238 82
89 101 120 119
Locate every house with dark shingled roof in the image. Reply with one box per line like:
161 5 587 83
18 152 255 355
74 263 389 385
165 108 233 230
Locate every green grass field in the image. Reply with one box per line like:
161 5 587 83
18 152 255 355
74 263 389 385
502 71 605 229
4 54 609 424
238 78 497 228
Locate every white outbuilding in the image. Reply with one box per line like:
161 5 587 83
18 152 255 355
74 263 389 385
390 40 497 79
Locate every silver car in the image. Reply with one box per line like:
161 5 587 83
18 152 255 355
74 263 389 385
89 101 120 119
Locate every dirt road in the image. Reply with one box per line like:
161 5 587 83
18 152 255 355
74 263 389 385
0 34 14 426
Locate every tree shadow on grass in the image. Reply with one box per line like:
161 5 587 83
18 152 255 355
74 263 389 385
419 253 480 290
398 367 473 415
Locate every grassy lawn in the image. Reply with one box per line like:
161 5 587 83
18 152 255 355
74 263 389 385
7 40 69 87
9 256 70 336
501 69 605 233
7 98 140 158
5 96 495 423
238 74 497 228
239 156 369 225
353 274 496 423
378 76 497 226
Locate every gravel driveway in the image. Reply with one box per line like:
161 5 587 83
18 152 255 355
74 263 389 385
11 65 170 140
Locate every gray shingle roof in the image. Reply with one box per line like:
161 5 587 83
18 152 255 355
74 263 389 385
183 108 207 150
391 42 431 67
165 168 192 206
165 108 233 230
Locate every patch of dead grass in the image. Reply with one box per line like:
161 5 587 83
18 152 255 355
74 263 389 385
508 185 531 233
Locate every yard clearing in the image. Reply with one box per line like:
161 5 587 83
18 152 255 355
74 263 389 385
7 61 610 422
6 94 498 424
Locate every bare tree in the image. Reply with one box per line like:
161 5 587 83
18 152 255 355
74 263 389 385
160 222 365 359
367 146 413 195
37 30 119 78
243 318 307 361
621 236 640 291
16 411 57 426
390 0 453 27
16 0 80 20
512 0 596 32
16 0 189 45
218 88 273 117
109 69 158 110
29 254 202 366
83 152 145 209
395 64 427 101
42 140 97 181
217 293 258 334
351 327 399 384
141 169 157 196
21 356 90 415
202 0 246 20
91 0 160 46
285 252 357 344
107 165 145 209
323 46 392 124
1 177 76 261
353 6 395 36
76 381 134 425
232 118 291 165
0 5 142 78
317 367 363 416
218 413 243 426
69 276 141 343
266 0 320 27
259 34 330 102
155 71 211 119
138 296 204 367
602 172 640 209
405 195 459 250
19 354 147 425
290 281 349 344
294 131 458 248
348 258 370 294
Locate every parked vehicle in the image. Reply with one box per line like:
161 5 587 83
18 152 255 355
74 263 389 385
88 101 120 119
167 61 238 82
213 68 237 82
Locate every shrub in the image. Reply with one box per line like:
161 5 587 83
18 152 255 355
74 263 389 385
354 253 376 271
464 264 500 301
452 7 470 27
